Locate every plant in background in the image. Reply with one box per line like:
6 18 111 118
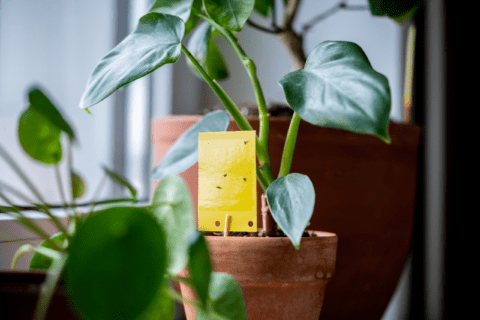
1 87 247 320
79 0 420 247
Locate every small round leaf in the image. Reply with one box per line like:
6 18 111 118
18 107 62 164
65 207 167 320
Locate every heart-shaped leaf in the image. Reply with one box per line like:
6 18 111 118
279 41 391 143
149 0 195 22
148 0 202 35
187 21 229 80
18 107 62 164
204 0 255 32
196 272 247 320
65 207 167 320
150 175 195 274
29 87 75 141
80 13 185 109
266 173 315 249
187 230 212 308
152 110 230 180
368 0 422 23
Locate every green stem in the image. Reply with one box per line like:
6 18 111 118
193 10 275 185
181 44 272 186
0 192 62 251
256 168 268 193
54 165 68 211
0 144 69 236
168 289 228 320
278 112 302 177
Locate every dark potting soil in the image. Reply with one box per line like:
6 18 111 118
200 230 317 238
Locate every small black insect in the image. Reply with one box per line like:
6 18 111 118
223 173 227 177
244 140 248 144
243 178 247 182
216 186 221 189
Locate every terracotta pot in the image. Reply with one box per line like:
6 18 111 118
152 116 421 319
179 231 337 320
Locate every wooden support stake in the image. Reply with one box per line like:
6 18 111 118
224 214 230 237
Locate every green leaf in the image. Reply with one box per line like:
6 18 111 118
136 280 175 320
150 175 195 274
187 21 229 80
368 0 422 23
18 107 62 164
152 110 230 180
65 207 167 320
102 166 137 199
203 0 255 31
197 272 247 320
28 87 75 141
149 0 195 22
279 41 391 143
187 230 212 308
30 232 66 270
185 0 203 34
71 171 86 200
80 13 185 109
254 0 274 17
266 173 315 249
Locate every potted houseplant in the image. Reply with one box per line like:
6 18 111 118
1 87 248 320
78 1 422 319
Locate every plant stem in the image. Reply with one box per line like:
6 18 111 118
181 44 273 186
168 289 228 320
0 144 69 236
194 10 275 185
278 112 302 177
54 165 68 211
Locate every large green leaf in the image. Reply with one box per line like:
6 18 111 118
368 0 422 23
149 0 195 22
29 87 75 141
197 272 247 320
187 21 229 80
18 107 62 164
65 207 167 320
150 175 195 275
152 110 230 180
266 173 315 249
80 13 184 109
187 230 212 308
254 0 274 17
148 0 203 35
29 232 66 270
137 280 175 320
203 0 255 31
279 41 391 143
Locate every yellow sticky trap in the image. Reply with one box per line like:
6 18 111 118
198 131 257 232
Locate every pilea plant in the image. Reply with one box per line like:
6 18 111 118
1 87 247 320
80 0 419 248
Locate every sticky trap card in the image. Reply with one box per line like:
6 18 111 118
198 131 257 232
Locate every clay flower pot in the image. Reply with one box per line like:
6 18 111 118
179 231 338 320
152 116 421 319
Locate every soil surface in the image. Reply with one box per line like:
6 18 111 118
200 230 317 238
